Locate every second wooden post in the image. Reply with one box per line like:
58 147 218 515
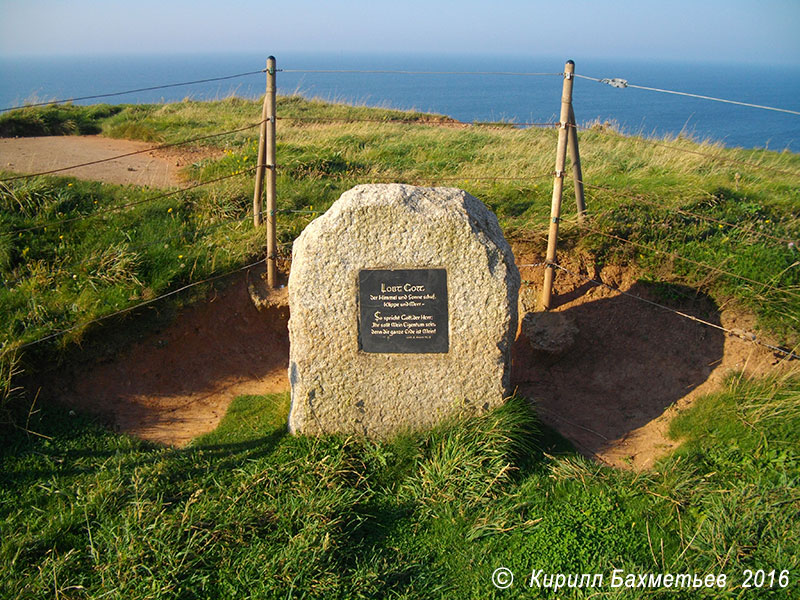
265 56 278 287
252 59 269 227
541 60 576 310
568 105 586 222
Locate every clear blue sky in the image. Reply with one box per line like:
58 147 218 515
1 0 799 65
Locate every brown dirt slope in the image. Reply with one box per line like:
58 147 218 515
512 250 794 470
61 253 793 469
64 268 289 447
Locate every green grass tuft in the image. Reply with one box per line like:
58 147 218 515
0 104 122 137
3 383 796 598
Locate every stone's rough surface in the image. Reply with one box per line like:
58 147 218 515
518 284 539 315
288 184 520 437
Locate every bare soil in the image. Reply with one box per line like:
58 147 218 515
14 135 793 468
0 135 220 186
62 252 791 468
63 266 289 447
512 250 794 470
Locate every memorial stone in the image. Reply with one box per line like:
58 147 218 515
288 184 519 437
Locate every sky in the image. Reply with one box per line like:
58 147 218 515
1 0 799 65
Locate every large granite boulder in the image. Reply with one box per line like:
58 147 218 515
288 184 519 437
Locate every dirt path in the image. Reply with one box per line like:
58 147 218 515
0 135 216 187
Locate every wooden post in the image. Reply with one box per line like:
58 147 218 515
265 56 278 288
541 60 575 311
568 105 586 222
252 61 269 227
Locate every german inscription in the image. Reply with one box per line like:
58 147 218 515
359 268 449 353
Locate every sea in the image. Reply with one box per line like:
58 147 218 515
1 52 799 153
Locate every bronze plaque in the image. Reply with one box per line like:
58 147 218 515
358 269 449 353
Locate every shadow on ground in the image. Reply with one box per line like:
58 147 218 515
61 270 290 446
512 280 725 463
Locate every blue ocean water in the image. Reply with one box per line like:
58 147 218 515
1 53 799 152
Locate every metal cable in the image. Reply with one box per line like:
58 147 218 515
4 166 258 236
1 258 266 358
0 70 267 113
573 73 800 116
538 261 799 361
279 116 558 128
280 69 563 76
0 122 264 182
2 218 245 289
290 172 554 184
572 123 800 178
581 225 800 299
2 166 550 238
578 180 798 247
393 174 552 183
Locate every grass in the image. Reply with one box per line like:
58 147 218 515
1 380 797 598
0 95 798 597
0 174 265 374
0 104 123 137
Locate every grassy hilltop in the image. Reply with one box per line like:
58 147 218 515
0 97 798 598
